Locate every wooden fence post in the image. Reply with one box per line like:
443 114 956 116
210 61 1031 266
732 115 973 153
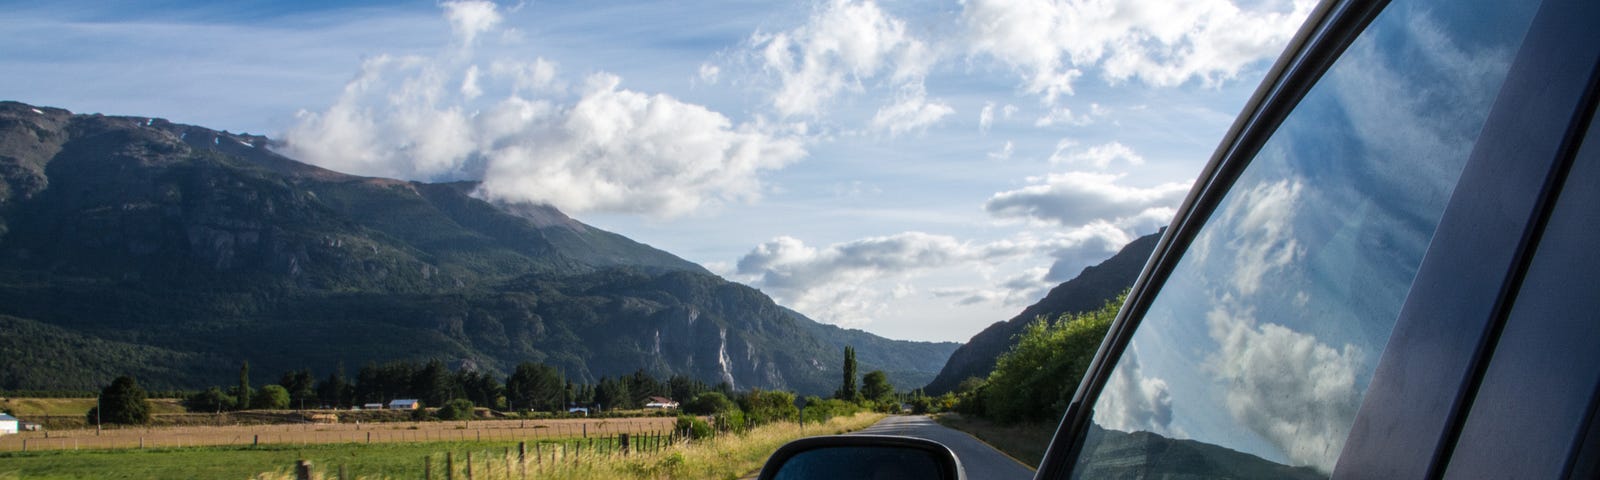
294 460 312 480
425 455 433 480
446 452 455 480
466 451 474 480
619 433 630 455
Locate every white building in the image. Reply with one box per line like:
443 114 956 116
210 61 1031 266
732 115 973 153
644 396 679 409
0 413 19 435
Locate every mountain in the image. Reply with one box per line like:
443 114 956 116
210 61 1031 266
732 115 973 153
1076 425 1324 479
924 231 1161 394
0 101 957 394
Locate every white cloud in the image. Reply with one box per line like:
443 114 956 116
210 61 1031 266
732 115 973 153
1198 179 1302 296
1050 140 1144 169
984 171 1188 228
442 0 502 46
1206 303 1362 473
737 227 1136 324
1094 345 1175 435
460 64 483 100
474 73 807 217
698 63 721 85
870 85 954 135
752 0 934 117
283 2 805 218
961 0 1314 104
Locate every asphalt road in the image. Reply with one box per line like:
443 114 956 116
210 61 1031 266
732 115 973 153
850 415 1035 480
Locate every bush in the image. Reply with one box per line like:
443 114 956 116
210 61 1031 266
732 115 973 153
436 398 476 420
800 397 859 424
741 389 798 426
683 391 738 415
981 293 1122 423
184 387 236 413
714 410 746 432
250 385 291 410
675 415 713 439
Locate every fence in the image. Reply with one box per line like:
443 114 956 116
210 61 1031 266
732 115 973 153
0 417 681 453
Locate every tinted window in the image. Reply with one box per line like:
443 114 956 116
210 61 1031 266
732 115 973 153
1069 0 1541 477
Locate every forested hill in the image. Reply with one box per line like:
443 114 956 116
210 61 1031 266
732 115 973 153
0 101 956 394
924 231 1161 394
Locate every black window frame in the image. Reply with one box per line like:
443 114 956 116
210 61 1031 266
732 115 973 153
1034 0 1600 478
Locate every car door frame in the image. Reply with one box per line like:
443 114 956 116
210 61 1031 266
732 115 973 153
1031 0 1600 478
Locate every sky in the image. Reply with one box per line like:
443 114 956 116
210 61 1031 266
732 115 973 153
0 0 1315 343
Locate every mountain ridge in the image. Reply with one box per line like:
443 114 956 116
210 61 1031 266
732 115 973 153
0 100 956 394
925 231 1161 394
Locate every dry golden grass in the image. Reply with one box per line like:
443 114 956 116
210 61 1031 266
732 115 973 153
0 397 185 416
0 416 680 452
252 412 887 480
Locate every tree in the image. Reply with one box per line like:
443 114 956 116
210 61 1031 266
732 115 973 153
594 376 632 411
251 384 291 410
237 361 252 411
981 294 1121 422
413 359 456 408
504 362 564 412
88 376 151 425
319 367 351 409
862 370 894 404
835 346 859 402
279 369 316 410
741 389 798 426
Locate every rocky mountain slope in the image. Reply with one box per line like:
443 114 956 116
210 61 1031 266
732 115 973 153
924 231 1160 394
0 101 957 394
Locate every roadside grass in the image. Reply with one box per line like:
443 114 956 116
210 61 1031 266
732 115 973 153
0 398 185 417
935 413 1052 467
0 412 886 480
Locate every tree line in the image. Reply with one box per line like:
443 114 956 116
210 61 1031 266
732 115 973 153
180 359 720 416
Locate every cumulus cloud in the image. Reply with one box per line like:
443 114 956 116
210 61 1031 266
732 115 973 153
474 74 807 216
979 102 996 132
737 227 1133 324
1094 345 1175 435
443 0 502 46
961 0 1315 104
283 1 805 218
985 171 1188 228
751 0 935 117
870 85 954 135
1198 179 1303 296
1206 303 1363 473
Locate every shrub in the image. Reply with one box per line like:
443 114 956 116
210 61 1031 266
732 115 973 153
676 415 713 439
981 293 1122 423
250 385 291 410
436 398 476 420
684 391 738 415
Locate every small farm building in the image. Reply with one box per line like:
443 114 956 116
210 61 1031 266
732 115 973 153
388 399 421 410
0 414 18 435
644 397 679 409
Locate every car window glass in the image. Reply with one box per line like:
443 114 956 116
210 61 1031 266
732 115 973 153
1069 0 1541 477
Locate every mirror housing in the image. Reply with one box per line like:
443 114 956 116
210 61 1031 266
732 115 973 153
757 435 965 480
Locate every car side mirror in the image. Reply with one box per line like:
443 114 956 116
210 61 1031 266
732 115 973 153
757 435 966 480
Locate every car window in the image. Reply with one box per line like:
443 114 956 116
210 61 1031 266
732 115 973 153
1068 0 1542 477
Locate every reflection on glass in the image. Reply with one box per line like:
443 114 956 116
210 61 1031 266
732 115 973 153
1070 0 1541 477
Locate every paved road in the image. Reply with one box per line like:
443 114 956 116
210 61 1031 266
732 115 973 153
850 416 1035 480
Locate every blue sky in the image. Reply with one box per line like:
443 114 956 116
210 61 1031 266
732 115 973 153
0 0 1314 342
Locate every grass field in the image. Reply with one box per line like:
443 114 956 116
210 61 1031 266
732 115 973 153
935 413 1052 467
0 398 186 417
0 413 888 480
